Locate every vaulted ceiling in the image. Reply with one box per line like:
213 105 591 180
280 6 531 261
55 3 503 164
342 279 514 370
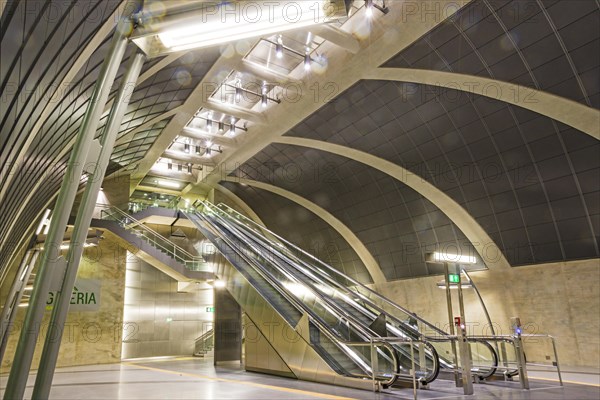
1 0 598 284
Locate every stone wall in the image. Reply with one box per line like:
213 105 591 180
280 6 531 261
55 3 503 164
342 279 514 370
372 258 600 368
1 237 126 373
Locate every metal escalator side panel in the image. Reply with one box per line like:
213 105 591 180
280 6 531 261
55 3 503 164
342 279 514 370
212 246 373 390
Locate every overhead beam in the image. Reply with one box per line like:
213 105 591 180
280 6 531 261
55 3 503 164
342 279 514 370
237 59 302 85
181 127 237 146
312 25 360 54
366 68 600 140
199 1 472 188
274 136 512 271
129 52 269 194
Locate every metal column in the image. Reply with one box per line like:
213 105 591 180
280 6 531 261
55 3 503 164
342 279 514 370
444 262 460 387
457 273 474 395
32 50 146 400
2 6 136 399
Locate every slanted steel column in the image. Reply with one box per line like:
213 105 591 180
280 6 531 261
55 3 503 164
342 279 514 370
2 5 137 398
32 50 146 400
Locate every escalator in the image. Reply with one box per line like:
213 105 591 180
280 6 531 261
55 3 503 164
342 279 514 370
185 201 502 388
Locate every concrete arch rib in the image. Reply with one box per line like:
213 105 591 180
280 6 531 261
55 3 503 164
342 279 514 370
221 178 388 284
367 68 600 140
213 184 268 226
274 137 512 271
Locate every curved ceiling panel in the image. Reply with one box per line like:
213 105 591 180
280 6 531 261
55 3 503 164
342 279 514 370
283 80 599 265
96 49 221 142
220 181 374 285
111 117 173 166
1 1 123 163
383 0 600 108
0 1 221 273
229 145 484 281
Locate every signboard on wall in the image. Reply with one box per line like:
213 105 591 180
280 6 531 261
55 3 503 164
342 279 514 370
46 279 101 311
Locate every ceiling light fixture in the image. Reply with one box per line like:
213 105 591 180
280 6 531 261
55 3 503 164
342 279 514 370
261 85 268 108
427 252 477 265
304 51 312 71
366 0 373 17
275 35 284 58
157 180 181 189
156 1 338 53
364 0 389 16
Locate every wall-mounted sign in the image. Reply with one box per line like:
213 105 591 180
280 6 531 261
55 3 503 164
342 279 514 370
46 279 101 311
206 306 214 313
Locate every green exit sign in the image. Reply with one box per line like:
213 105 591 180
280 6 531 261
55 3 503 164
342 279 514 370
448 274 460 283
206 307 214 313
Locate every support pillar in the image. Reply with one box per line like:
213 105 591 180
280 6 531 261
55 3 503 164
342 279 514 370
32 50 146 400
214 286 242 364
457 274 474 395
2 4 138 398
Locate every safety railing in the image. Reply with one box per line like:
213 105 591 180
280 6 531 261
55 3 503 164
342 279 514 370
202 202 556 384
194 329 214 356
467 333 562 389
98 205 207 272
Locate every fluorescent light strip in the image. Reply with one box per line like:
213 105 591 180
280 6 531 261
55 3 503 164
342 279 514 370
159 1 328 52
432 252 477 264
157 180 181 189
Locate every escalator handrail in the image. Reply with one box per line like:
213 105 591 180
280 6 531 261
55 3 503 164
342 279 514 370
212 201 449 337
189 212 400 385
205 209 441 383
200 211 401 378
207 208 440 361
207 209 397 342
216 207 429 340
207 202 501 380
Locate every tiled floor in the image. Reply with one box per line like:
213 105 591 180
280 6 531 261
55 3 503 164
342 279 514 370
1 357 598 399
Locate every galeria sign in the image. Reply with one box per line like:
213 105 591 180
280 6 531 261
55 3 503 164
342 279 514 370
46 279 101 311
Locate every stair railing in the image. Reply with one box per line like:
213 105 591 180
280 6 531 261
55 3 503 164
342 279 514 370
194 329 214 355
98 205 206 271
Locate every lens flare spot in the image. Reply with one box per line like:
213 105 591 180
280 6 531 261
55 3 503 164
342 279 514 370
175 69 192 86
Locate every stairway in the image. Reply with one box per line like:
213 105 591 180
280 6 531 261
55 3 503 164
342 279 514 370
91 206 213 282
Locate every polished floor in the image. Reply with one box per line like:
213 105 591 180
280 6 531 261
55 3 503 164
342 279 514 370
1 357 598 399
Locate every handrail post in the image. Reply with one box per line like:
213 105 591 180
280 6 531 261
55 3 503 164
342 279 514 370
550 336 563 386
410 339 417 400
370 338 377 392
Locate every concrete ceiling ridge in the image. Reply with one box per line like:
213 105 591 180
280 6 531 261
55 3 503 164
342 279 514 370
128 52 246 193
272 136 512 271
366 68 600 140
198 1 473 188
222 177 388 284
